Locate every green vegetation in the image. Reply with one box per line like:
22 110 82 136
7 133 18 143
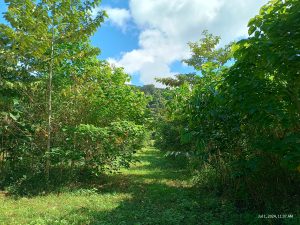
155 0 300 220
4 147 296 225
0 0 299 224
0 148 200 225
0 0 148 194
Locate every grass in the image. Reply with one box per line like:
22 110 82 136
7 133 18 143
0 147 200 225
0 147 298 225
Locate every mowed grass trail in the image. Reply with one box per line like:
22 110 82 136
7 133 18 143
0 147 202 225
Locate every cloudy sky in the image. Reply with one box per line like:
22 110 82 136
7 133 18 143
0 0 269 86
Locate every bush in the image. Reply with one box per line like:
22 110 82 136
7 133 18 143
0 121 147 195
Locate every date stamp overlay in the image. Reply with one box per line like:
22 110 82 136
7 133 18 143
258 214 294 219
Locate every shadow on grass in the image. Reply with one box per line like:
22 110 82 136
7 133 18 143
56 183 201 225
54 148 202 225
26 148 298 225
3 148 294 225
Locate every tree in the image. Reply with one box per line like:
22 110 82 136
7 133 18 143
154 0 299 212
1 1 149 194
1 0 106 181
155 31 232 154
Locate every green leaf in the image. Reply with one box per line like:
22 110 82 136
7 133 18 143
9 113 18 121
248 26 256 36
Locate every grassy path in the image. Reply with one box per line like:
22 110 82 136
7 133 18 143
0 147 202 225
1 147 298 225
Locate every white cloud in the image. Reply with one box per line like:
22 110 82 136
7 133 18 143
104 7 131 31
92 6 131 31
110 0 269 85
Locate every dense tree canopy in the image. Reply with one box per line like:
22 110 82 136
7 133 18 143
155 0 299 213
0 0 148 194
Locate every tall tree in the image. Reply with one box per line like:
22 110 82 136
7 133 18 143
1 0 106 181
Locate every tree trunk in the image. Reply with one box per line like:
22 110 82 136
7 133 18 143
46 4 55 184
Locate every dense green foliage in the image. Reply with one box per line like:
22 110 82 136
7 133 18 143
155 0 299 214
0 0 299 223
0 0 148 194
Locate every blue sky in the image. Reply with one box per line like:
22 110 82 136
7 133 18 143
0 0 268 86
